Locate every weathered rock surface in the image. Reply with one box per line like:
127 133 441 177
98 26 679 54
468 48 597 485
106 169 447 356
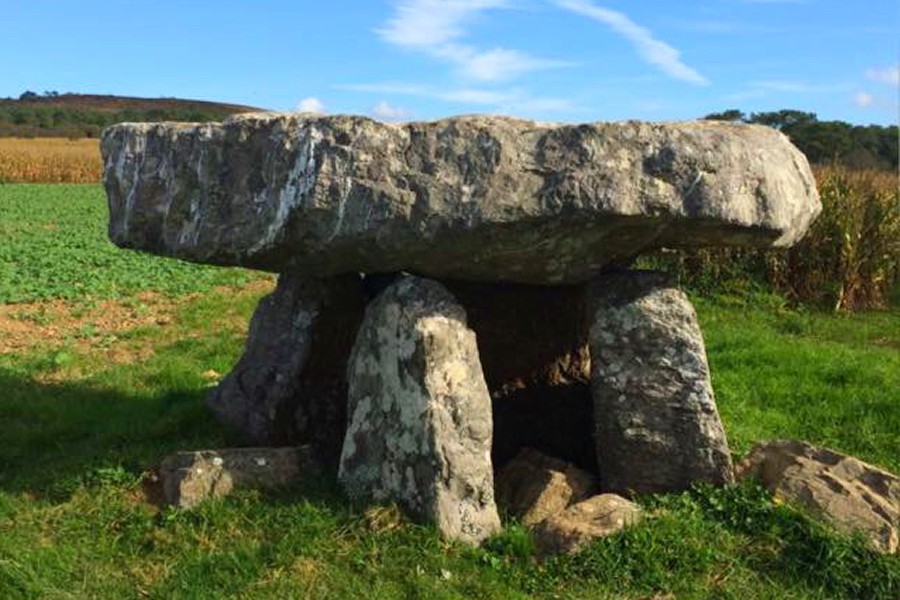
587 270 734 495
338 275 501 544
102 114 820 284
207 273 363 464
533 494 641 555
495 448 597 526
159 446 318 509
735 439 899 554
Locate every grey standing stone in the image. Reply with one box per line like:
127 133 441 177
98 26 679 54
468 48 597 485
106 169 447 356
339 275 501 545
587 271 734 494
207 273 363 464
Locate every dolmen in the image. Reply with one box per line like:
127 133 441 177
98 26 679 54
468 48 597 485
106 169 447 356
102 114 821 544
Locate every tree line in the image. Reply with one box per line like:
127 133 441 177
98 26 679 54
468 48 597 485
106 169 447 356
703 109 898 171
0 91 252 139
0 105 228 138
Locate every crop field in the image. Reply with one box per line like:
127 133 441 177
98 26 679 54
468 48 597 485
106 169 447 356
0 184 898 599
0 185 261 303
0 138 101 184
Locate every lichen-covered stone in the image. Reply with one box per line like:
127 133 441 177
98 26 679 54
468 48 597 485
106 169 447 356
207 273 363 463
159 446 318 509
338 275 500 544
587 271 734 494
533 494 641 555
736 439 899 554
495 448 597 526
102 114 820 284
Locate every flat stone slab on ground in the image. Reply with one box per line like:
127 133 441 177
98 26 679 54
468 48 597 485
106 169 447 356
735 439 899 554
159 446 319 509
102 114 820 284
533 493 642 555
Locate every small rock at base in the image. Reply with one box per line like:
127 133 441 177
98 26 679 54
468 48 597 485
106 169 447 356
495 448 597 526
533 493 641 555
159 446 319 509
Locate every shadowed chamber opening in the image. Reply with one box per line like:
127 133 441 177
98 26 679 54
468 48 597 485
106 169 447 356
492 382 597 473
445 280 599 475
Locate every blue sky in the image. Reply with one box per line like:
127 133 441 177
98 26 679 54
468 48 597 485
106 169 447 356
3 0 898 125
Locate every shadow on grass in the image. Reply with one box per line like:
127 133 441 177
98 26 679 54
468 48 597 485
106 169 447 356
0 366 231 498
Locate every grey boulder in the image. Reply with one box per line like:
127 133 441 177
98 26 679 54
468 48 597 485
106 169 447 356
102 114 820 284
206 273 363 464
736 439 899 554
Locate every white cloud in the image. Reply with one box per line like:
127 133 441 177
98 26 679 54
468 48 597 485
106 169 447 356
336 81 577 116
554 0 708 85
338 82 511 106
297 97 326 113
438 87 512 104
378 1 567 82
337 82 430 96
372 101 412 120
752 80 846 93
866 66 900 87
378 0 508 48
435 44 570 82
725 80 850 102
854 92 874 108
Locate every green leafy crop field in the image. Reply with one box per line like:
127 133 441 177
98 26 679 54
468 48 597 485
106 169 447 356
0 185 260 303
0 184 898 599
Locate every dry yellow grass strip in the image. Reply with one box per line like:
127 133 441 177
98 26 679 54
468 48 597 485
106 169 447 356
0 137 101 183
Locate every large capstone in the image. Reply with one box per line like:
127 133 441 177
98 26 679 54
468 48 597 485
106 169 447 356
102 114 821 284
338 275 501 544
207 273 363 464
587 271 734 494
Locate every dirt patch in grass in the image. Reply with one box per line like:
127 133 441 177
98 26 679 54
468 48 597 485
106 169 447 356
0 292 179 355
0 277 276 375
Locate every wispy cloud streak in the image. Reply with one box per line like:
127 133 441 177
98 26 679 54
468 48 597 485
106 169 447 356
866 66 900 87
335 81 576 114
554 0 708 85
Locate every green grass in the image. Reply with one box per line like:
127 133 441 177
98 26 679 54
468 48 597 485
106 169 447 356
1 185 898 599
0 184 259 303
697 294 900 473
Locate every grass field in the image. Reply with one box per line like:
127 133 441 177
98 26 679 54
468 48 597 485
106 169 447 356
1 184 898 599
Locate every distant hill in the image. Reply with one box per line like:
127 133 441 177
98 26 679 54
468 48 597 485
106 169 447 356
0 92 263 138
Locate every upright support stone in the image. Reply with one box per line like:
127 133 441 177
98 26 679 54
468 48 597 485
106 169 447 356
207 273 363 464
587 271 734 494
339 275 501 545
